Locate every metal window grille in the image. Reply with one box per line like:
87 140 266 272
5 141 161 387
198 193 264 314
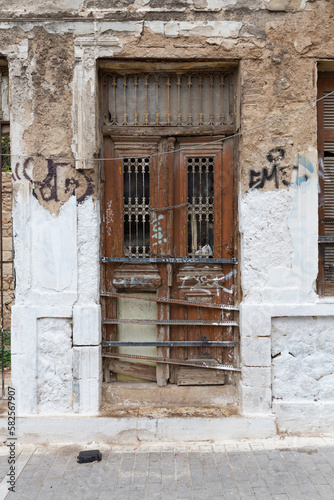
123 157 150 258
105 70 234 128
187 157 214 258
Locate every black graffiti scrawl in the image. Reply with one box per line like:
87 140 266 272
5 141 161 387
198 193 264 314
249 147 288 190
12 156 94 214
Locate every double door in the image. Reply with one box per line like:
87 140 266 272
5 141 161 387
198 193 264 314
102 135 236 386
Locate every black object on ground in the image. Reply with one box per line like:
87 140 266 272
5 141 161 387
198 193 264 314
77 450 102 464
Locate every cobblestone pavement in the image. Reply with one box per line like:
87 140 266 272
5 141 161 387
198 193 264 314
0 437 334 499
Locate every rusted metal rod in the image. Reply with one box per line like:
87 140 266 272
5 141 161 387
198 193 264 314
101 257 237 264
100 291 239 311
103 318 238 326
102 352 241 371
102 340 236 347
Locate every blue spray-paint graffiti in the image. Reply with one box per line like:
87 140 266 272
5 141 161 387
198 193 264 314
151 212 167 248
293 153 314 185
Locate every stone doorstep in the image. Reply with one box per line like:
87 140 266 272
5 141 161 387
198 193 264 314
0 415 277 445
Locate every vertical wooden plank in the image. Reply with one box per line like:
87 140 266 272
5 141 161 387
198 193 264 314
166 137 176 257
154 138 175 386
103 138 119 380
174 147 188 257
221 138 234 260
157 266 169 386
171 143 188 369
221 138 235 369
214 149 223 258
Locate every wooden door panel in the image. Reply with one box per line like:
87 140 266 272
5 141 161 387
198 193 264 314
170 138 234 384
102 135 235 385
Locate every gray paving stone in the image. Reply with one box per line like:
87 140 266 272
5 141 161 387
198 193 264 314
1 440 334 500
98 492 114 500
224 488 244 500
130 492 148 500
316 483 334 499
192 490 209 500
237 480 254 496
160 494 177 500
285 483 307 500
253 486 273 500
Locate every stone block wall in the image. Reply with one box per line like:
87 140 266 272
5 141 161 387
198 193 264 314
272 317 334 402
272 316 334 434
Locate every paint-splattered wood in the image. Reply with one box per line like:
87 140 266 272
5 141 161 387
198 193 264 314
108 359 156 382
176 366 226 385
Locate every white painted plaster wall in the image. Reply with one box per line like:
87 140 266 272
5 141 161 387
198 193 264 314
31 195 77 292
239 147 334 434
240 147 318 305
272 316 334 434
272 317 334 402
37 318 73 414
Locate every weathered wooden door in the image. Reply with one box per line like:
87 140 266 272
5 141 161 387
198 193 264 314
100 63 238 386
169 137 235 385
102 135 236 386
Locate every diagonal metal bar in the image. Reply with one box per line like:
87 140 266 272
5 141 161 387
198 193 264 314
100 291 239 311
102 352 241 371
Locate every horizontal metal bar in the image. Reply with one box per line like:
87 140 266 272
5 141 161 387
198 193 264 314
103 352 241 371
103 318 238 326
102 341 237 347
101 292 238 310
319 236 334 243
101 257 238 264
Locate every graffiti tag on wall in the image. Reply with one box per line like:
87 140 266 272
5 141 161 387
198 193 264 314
249 147 315 191
249 148 289 190
12 156 94 215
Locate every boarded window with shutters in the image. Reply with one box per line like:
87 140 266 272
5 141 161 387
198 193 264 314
318 72 334 295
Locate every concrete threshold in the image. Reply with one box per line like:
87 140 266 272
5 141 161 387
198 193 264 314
0 415 276 445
